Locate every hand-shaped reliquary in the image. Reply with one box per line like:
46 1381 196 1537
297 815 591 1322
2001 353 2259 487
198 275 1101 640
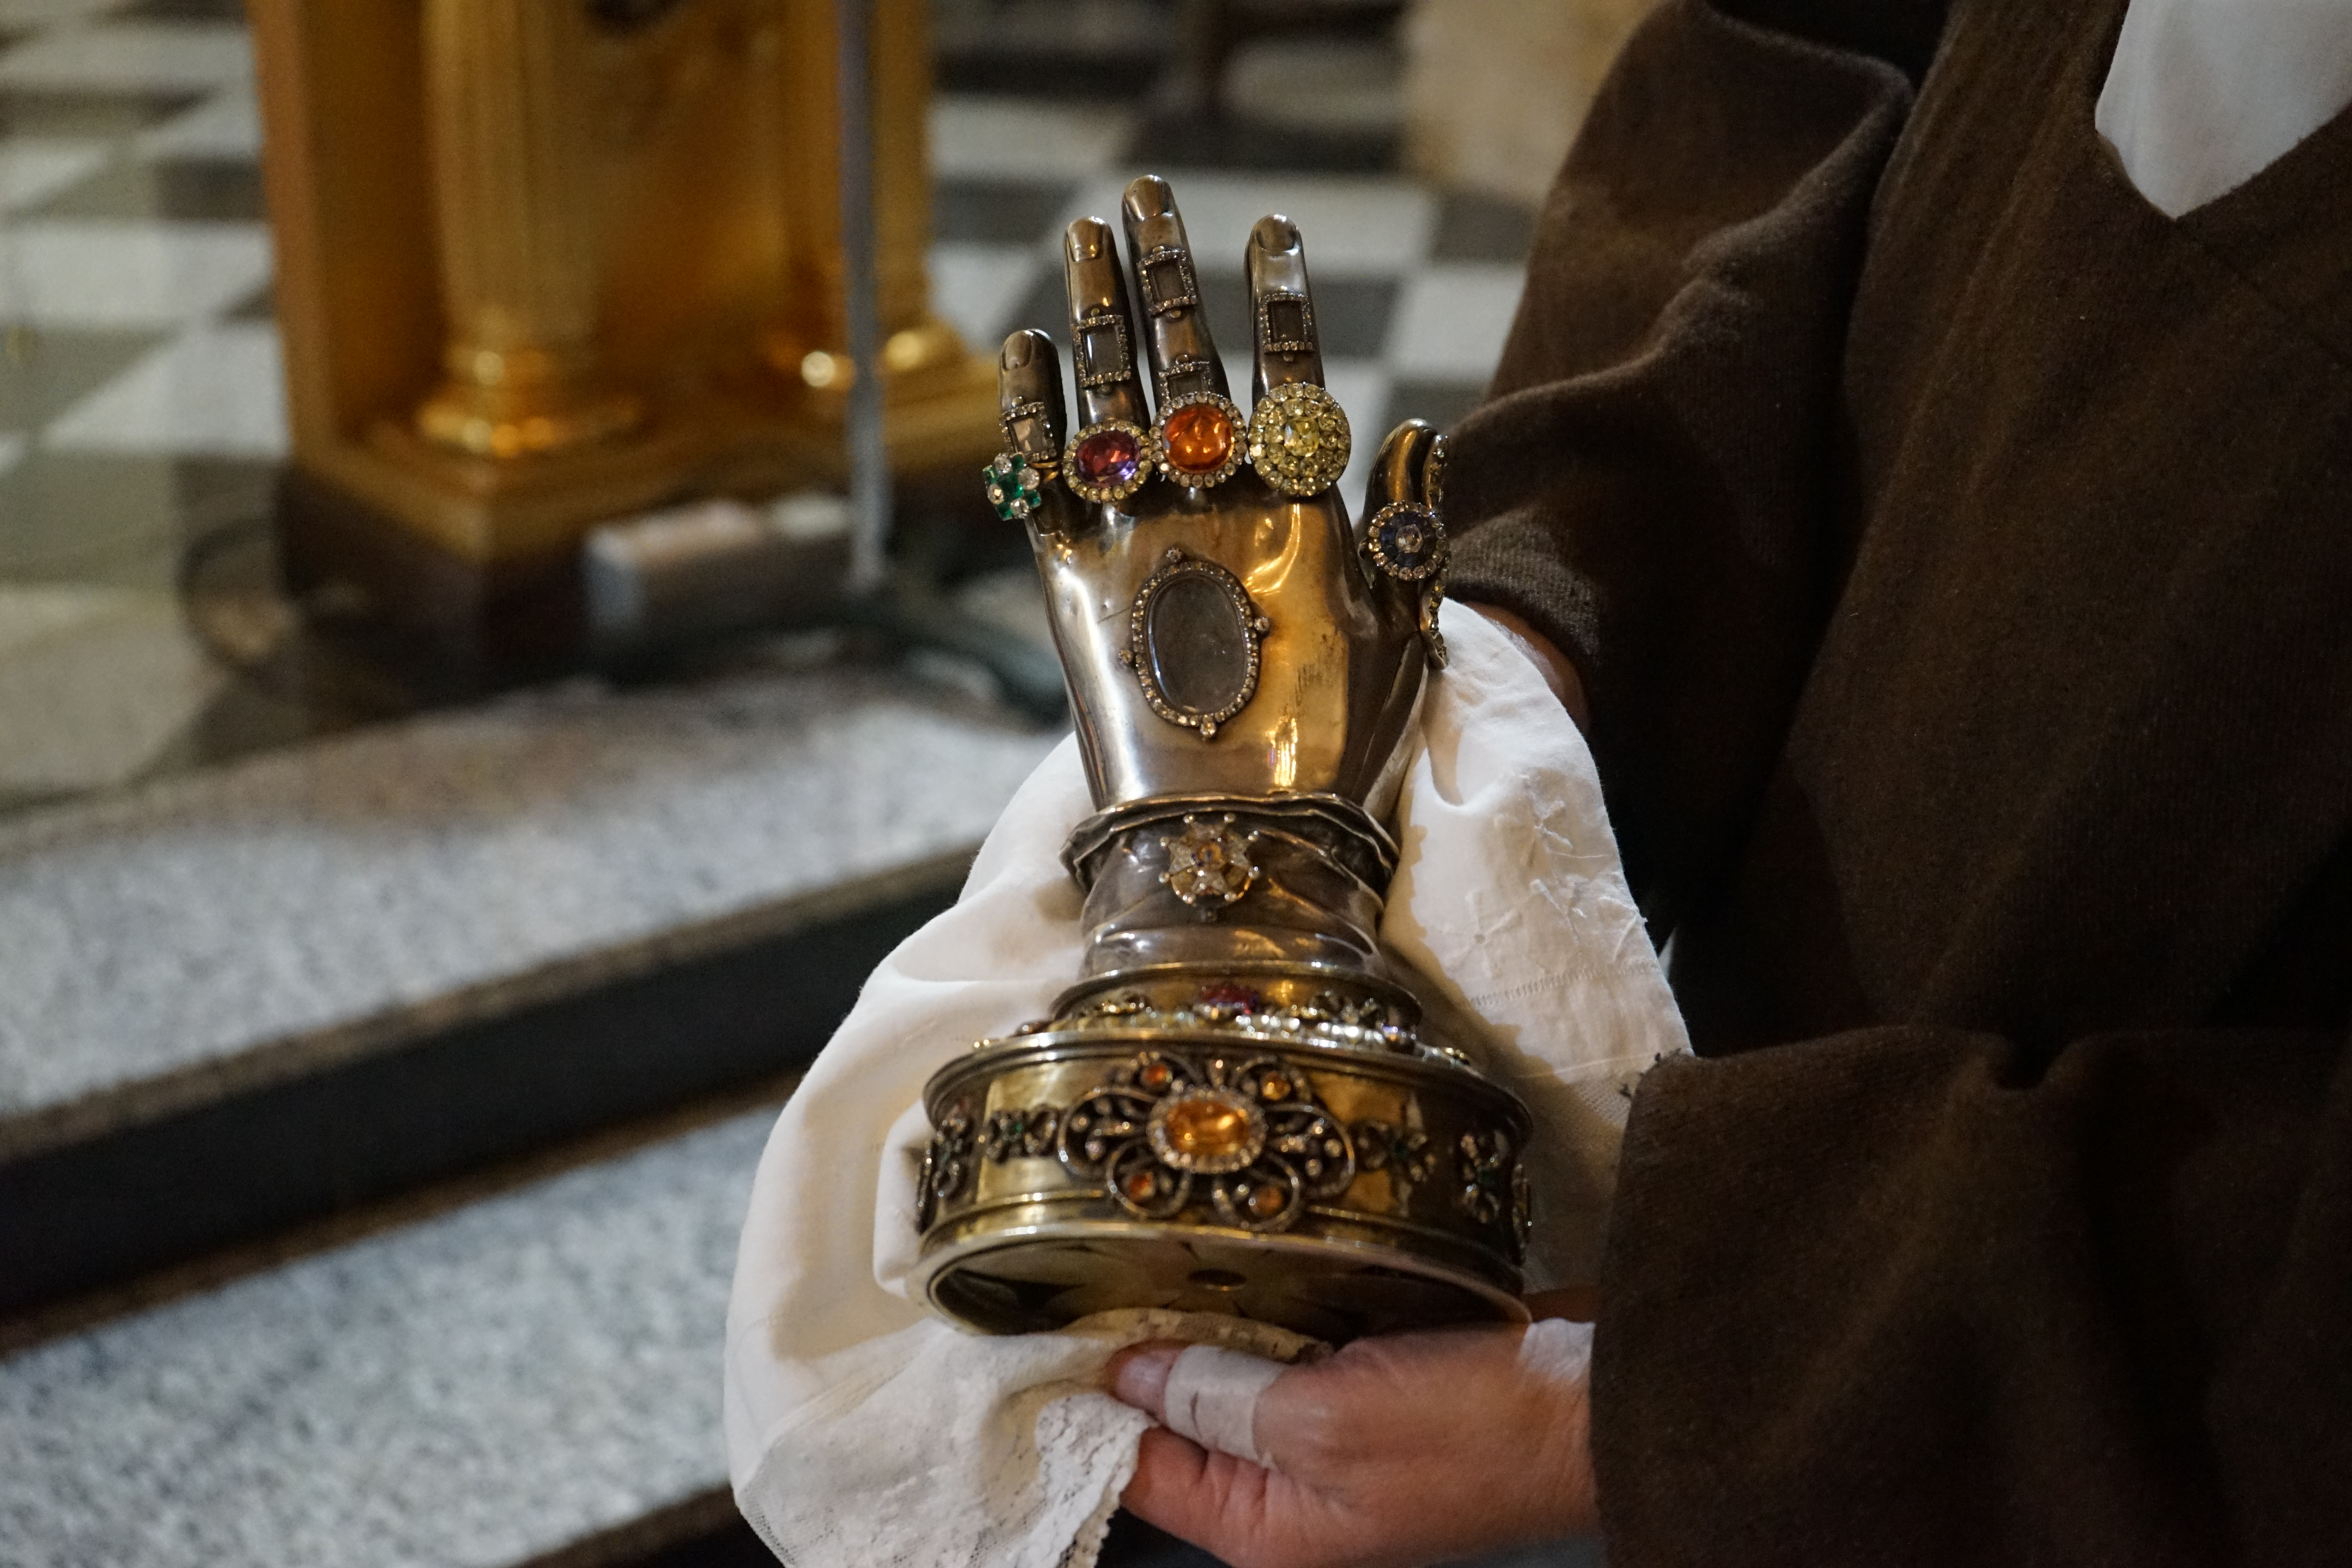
912 179 1535 1342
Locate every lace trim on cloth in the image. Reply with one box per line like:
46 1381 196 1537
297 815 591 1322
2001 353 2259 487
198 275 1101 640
735 1310 1317 1568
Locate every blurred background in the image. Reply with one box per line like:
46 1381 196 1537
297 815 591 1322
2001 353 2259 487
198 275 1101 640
0 0 1642 1563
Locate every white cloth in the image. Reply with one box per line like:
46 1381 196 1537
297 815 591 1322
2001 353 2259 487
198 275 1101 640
2097 0 2352 217
723 604 1688 1568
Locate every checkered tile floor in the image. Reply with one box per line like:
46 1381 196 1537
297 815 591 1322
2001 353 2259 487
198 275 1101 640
0 0 1534 803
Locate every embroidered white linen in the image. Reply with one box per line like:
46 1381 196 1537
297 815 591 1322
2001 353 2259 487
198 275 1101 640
722 604 1688 1568
2097 0 2352 217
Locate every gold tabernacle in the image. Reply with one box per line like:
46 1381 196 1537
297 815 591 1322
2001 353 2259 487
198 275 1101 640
913 177 1536 1343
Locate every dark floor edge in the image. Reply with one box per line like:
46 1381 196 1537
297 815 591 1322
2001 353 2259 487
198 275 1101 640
0 847 976 1165
0 1068 801 1357
0 856 969 1317
517 1486 751 1568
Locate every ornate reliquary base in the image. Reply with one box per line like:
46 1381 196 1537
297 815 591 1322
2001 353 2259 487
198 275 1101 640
912 967 1534 1343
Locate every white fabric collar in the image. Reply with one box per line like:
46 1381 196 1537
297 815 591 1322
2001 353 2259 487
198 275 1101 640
2097 0 2352 216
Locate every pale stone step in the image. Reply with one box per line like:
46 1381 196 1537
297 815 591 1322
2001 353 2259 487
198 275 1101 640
1 1109 771 1568
0 659 1057 1314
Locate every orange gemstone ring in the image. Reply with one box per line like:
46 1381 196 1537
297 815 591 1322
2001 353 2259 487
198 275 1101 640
1154 391 1245 489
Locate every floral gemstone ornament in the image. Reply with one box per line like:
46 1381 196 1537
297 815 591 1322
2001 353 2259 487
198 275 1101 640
1164 1098 1247 1157
1160 815 1259 912
980 452 1043 523
1150 1088 1266 1173
1056 1050 1359 1231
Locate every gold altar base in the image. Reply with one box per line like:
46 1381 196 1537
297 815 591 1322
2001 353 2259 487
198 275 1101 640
249 0 992 650
274 466 594 680
319 349 1000 571
276 395 991 679
414 343 645 464
915 968 1535 1344
746 338 1005 492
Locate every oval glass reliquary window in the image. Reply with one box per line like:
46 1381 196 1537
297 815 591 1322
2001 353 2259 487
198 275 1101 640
1119 549 1271 740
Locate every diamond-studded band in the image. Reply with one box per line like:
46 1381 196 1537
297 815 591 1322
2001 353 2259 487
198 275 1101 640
1137 245 1201 317
998 399 1054 459
1073 310 1134 390
1256 290 1315 359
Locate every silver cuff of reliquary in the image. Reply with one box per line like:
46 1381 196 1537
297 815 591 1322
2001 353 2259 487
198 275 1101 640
911 780 1539 1342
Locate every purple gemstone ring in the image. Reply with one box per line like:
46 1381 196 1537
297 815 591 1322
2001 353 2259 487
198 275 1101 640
1063 419 1160 506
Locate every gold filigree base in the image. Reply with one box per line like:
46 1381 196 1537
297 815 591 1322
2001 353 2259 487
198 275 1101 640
917 1223 1526 1343
915 1013 1534 1342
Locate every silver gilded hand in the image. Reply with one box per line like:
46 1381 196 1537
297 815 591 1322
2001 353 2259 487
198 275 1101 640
994 175 1446 816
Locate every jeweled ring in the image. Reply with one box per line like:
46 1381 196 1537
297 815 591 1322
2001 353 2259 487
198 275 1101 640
981 452 1045 523
1247 382 1350 497
1064 419 1159 505
1154 391 1245 488
1365 501 1446 581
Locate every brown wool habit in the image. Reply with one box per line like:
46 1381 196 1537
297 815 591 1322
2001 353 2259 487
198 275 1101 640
1444 0 2352 1562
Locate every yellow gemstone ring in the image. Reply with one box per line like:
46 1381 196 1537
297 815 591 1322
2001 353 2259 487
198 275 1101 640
1247 381 1350 497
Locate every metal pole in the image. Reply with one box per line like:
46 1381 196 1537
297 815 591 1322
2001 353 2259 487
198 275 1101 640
837 0 889 595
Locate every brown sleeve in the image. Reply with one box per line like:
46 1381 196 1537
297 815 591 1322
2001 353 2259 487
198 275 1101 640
1445 8 2352 1564
1596 1026 2352 1566
1443 0 1912 930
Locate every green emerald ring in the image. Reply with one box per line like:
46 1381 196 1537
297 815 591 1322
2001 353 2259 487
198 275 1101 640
982 451 1045 523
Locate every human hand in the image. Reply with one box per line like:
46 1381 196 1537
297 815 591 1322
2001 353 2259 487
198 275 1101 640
1106 1297 1599 1568
991 175 1447 813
